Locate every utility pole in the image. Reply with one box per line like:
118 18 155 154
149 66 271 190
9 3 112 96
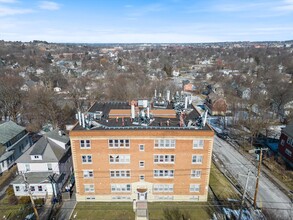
238 170 251 220
22 173 40 220
253 148 268 209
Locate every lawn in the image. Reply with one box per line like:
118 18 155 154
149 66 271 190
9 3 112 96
209 162 240 201
72 202 135 220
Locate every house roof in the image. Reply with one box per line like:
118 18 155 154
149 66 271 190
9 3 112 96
16 135 69 163
11 172 61 185
283 123 293 137
0 121 26 145
45 130 70 144
0 150 14 162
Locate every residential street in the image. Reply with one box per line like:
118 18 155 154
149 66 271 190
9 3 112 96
213 136 292 219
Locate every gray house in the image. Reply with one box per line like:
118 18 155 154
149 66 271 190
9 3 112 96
12 130 73 198
0 121 32 174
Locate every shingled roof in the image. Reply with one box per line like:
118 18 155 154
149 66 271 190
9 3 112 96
0 121 26 145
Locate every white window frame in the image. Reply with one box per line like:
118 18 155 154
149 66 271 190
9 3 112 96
281 139 285 146
153 184 174 192
192 155 203 164
25 164 30 172
109 155 130 164
80 140 91 149
83 170 94 178
82 155 92 164
47 163 52 171
111 184 131 192
84 184 95 193
190 184 200 192
153 169 174 178
15 186 20 191
191 170 201 178
110 170 131 178
285 148 292 157
154 139 176 149
108 139 130 148
193 140 204 149
154 154 175 164
139 144 145 151
139 174 145 181
139 161 145 168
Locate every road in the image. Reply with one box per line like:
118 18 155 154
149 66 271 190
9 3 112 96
213 136 292 219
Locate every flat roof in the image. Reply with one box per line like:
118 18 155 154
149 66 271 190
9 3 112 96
72 101 212 131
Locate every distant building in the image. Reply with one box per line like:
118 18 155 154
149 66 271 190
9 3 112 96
70 94 214 202
183 83 197 92
278 124 293 168
204 93 227 116
12 130 73 198
0 121 32 174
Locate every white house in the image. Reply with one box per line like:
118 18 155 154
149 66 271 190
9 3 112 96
0 121 32 174
12 130 72 198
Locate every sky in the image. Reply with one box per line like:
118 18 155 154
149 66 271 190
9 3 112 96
1 0 293 43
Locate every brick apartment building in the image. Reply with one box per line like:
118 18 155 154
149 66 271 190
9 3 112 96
70 92 214 202
278 123 293 168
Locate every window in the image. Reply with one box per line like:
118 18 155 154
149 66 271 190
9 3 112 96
285 148 292 157
286 137 292 146
38 186 42 192
281 139 285 146
139 161 145 168
139 144 145 151
190 184 200 192
25 164 30 172
154 139 176 148
154 155 175 163
191 170 201 178
153 170 174 178
83 170 94 178
110 170 131 178
82 155 92 164
153 184 173 192
80 140 91 148
34 155 39 159
108 139 130 148
15 186 20 191
111 184 131 192
47 163 52 171
109 155 130 164
193 140 204 149
192 155 203 164
84 184 95 193
139 175 145 181
30 186 35 191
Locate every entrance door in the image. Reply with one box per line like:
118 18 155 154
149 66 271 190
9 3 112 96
138 192 147 200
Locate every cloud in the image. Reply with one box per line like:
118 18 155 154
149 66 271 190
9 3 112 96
275 0 293 11
126 3 165 17
0 6 33 16
38 1 60 10
0 0 18 3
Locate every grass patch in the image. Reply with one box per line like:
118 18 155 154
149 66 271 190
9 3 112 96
73 202 135 220
209 162 240 201
148 202 214 220
263 157 293 191
0 166 17 189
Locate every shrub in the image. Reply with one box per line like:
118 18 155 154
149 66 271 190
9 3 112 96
18 196 31 204
5 185 15 196
8 195 18 205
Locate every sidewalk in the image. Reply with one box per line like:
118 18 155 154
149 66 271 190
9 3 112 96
55 186 77 220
